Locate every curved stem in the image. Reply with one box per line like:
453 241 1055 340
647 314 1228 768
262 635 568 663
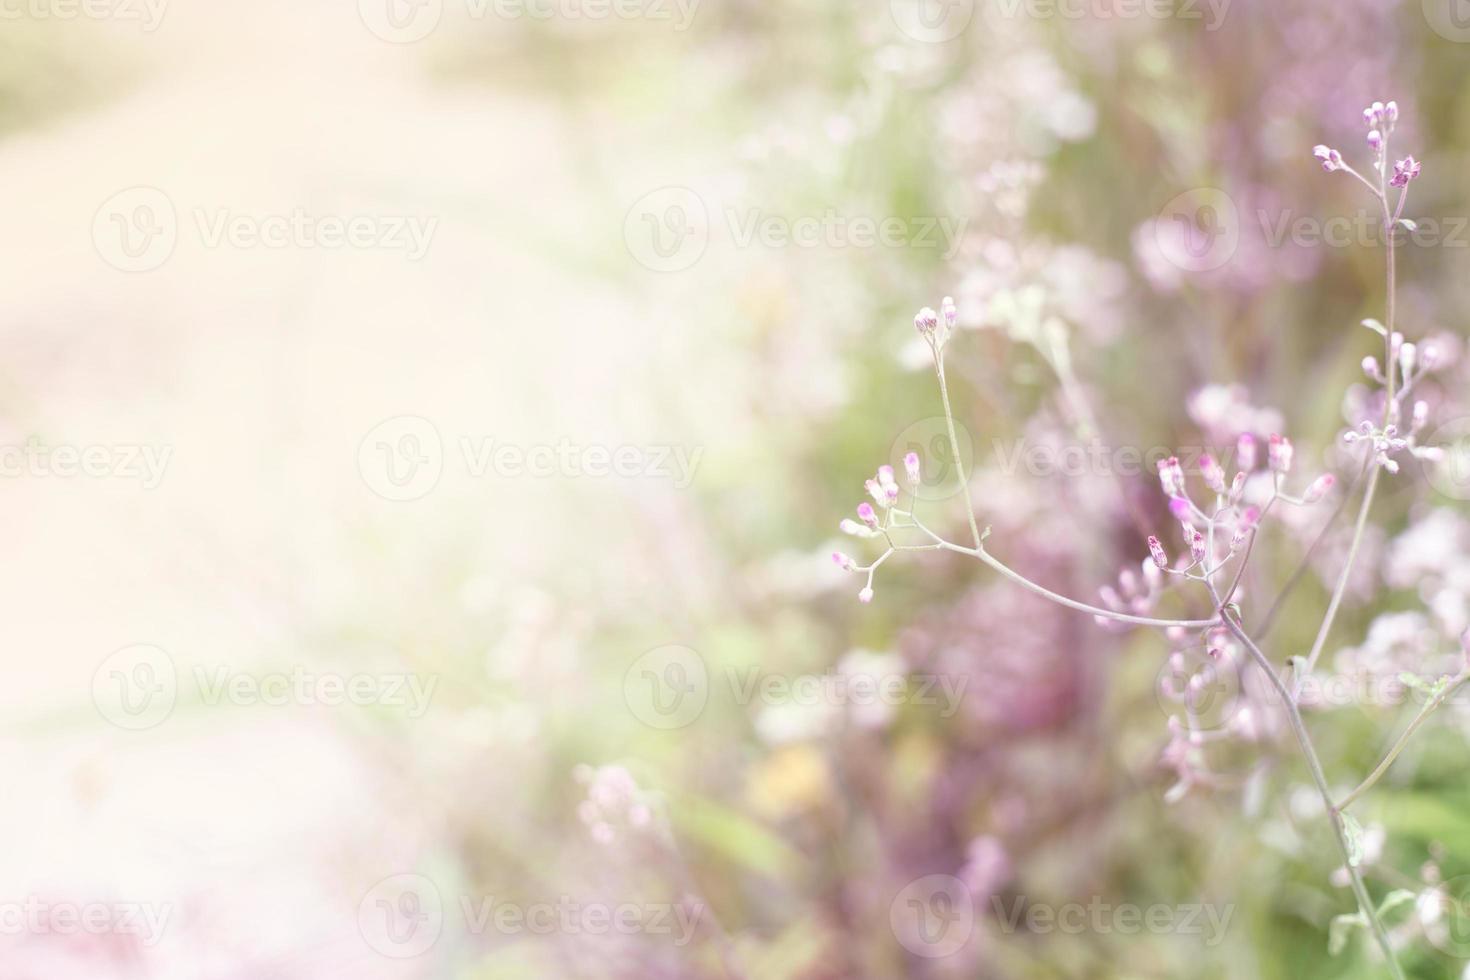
935 351 983 550
1338 671 1470 812
1212 594 1404 979
1301 153 1399 677
940 541 1219 629
1300 465 1381 677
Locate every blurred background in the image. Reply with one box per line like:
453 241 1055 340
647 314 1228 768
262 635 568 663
3 0 1470 976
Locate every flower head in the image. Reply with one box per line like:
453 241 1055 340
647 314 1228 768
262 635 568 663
1158 456 1185 498
1313 144 1344 173
1200 453 1226 495
876 465 899 503
1303 473 1336 503
1268 434 1293 474
1147 535 1169 570
832 551 857 571
941 296 957 330
914 307 939 338
1188 528 1207 565
856 502 879 528
1236 433 1257 472
903 451 921 485
1390 156 1421 187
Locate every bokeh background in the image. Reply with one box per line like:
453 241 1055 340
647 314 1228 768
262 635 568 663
4 0 1470 976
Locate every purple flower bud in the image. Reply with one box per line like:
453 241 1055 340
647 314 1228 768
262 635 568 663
914 307 939 337
832 551 857 571
857 502 879 528
941 296 957 330
1362 355 1382 381
1158 455 1185 497
1229 471 1246 500
1236 433 1257 471
858 586 874 604
1313 144 1343 172
1303 473 1335 503
1200 453 1226 494
1188 529 1207 564
1268 434 1293 474
1385 100 1399 126
1147 535 1168 569
1169 496 1192 522
866 478 886 507
903 451 921 485
1367 129 1382 150
876 464 899 502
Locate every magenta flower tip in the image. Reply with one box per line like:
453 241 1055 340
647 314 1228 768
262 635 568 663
1390 156 1421 187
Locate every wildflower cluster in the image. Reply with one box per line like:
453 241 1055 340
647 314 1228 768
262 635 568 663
830 100 1460 979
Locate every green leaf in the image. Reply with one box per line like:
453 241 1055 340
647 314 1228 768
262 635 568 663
670 792 807 879
1377 889 1418 920
1328 913 1366 956
1341 811 1366 867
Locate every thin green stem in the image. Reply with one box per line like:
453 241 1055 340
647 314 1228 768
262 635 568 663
934 350 983 550
1337 671 1470 812
1212 594 1405 979
1301 146 1399 677
942 541 1219 629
